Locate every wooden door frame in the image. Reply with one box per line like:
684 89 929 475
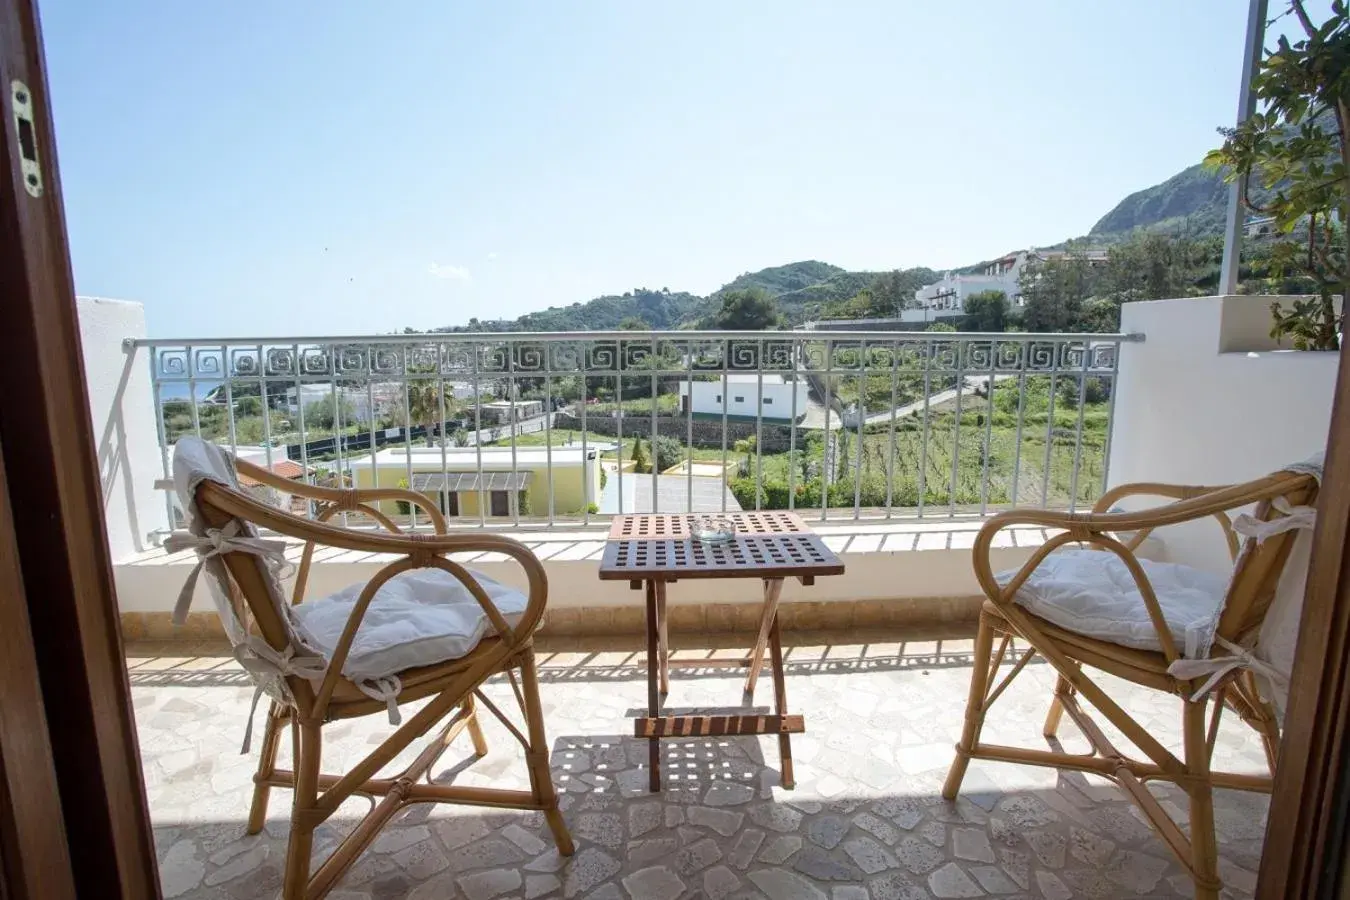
0 0 160 896
1259 341 1350 897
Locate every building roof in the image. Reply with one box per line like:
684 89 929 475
411 471 533 493
237 458 307 487
344 446 593 467
721 373 789 384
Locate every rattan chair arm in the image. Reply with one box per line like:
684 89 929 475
1089 481 1235 512
977 470 1307 539
235 458 448 534
197 480 549 630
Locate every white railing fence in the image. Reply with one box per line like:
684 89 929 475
129 330 1141 530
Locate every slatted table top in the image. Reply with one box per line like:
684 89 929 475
606 511 811 540
598 532 844 581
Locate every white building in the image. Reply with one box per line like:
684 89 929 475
281 385 376 422
678 374 805 422
479 400 544 424
913 250 1030 313
912 248 1109 314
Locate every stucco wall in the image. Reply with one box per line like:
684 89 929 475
1109 295 1339 574
351 460 595 517
78 297 168 561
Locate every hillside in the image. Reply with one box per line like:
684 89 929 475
1088 163 1230 238
436 261 915 332
432 151 1276 335
434 288 703 333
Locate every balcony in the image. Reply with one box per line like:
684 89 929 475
134 629 1272 900
84 293 1340 898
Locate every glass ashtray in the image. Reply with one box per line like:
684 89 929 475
692 515 737 545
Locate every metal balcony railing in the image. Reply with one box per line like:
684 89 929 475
129 330 1142 530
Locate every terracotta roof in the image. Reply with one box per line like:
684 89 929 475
238 459 307 487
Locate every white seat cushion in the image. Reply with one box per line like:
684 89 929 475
996 548 1227 653
292 567 527 683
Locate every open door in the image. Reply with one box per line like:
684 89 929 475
0 0 160 896
1259 339 1350 897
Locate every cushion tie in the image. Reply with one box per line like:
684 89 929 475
354 676 404 727
1231 497 1316 544
232 636 328 753
1167 635 1290 701
1167 499 1316 700
164 522 294 626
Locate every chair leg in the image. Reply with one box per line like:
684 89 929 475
1183 698 1222 900
246 703 285 835
1043 675 1072 738
282 719 322 900
465 695 490 758
943 611 997 800
517 646 574 856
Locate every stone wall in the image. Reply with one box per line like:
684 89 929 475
553 412 796 452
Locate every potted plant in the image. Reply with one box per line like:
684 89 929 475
1208 0 1349 349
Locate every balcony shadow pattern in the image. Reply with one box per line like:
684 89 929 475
134 633 1270 899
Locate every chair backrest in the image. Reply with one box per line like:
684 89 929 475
1215 472 1320 644
172 437 309 657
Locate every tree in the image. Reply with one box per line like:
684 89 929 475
618 316 652 331
304 394 356 431
1208 0 1349 349
712 288 782 331
868 270 919 314
1098 233 1213 303
961 290 1009 332
1020 253 1098 332
407 382 446 447
925 321 957 333
630 436 650 474
1076 297 1122 333
235 395 263 417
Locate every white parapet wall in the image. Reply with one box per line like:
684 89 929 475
78 297 168 561
1109 295 1340 574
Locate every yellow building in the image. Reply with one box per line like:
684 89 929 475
343 445 602 519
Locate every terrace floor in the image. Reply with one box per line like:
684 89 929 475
132 629 1270 899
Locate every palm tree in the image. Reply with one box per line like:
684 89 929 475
407 382 444 447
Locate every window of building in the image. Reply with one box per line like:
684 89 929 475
714 394 721 403
734 396 745 403
489 491 510 517
763 397 774 405
440 491 460 516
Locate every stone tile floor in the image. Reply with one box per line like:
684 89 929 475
131 630 1271 899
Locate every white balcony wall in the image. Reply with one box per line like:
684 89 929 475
1109 295 1339 575
78 297 168 561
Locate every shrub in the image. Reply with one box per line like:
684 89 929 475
395 477 411 515
650 436 685 472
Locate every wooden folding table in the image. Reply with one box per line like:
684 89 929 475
599 512 845 791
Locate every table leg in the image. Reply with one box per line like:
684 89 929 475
744 578 785 700
769 612 794 789
655 580 670 696
644 579 662 792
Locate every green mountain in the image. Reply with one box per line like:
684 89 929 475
1088 163 1230 238
434 288 703 333
433 154 1273 335
436 261 925 332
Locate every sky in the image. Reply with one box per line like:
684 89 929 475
39 1 1267 337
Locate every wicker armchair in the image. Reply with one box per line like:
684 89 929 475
943 468 1318 900
170 439 572 899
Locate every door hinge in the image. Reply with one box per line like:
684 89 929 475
10 80 42 198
